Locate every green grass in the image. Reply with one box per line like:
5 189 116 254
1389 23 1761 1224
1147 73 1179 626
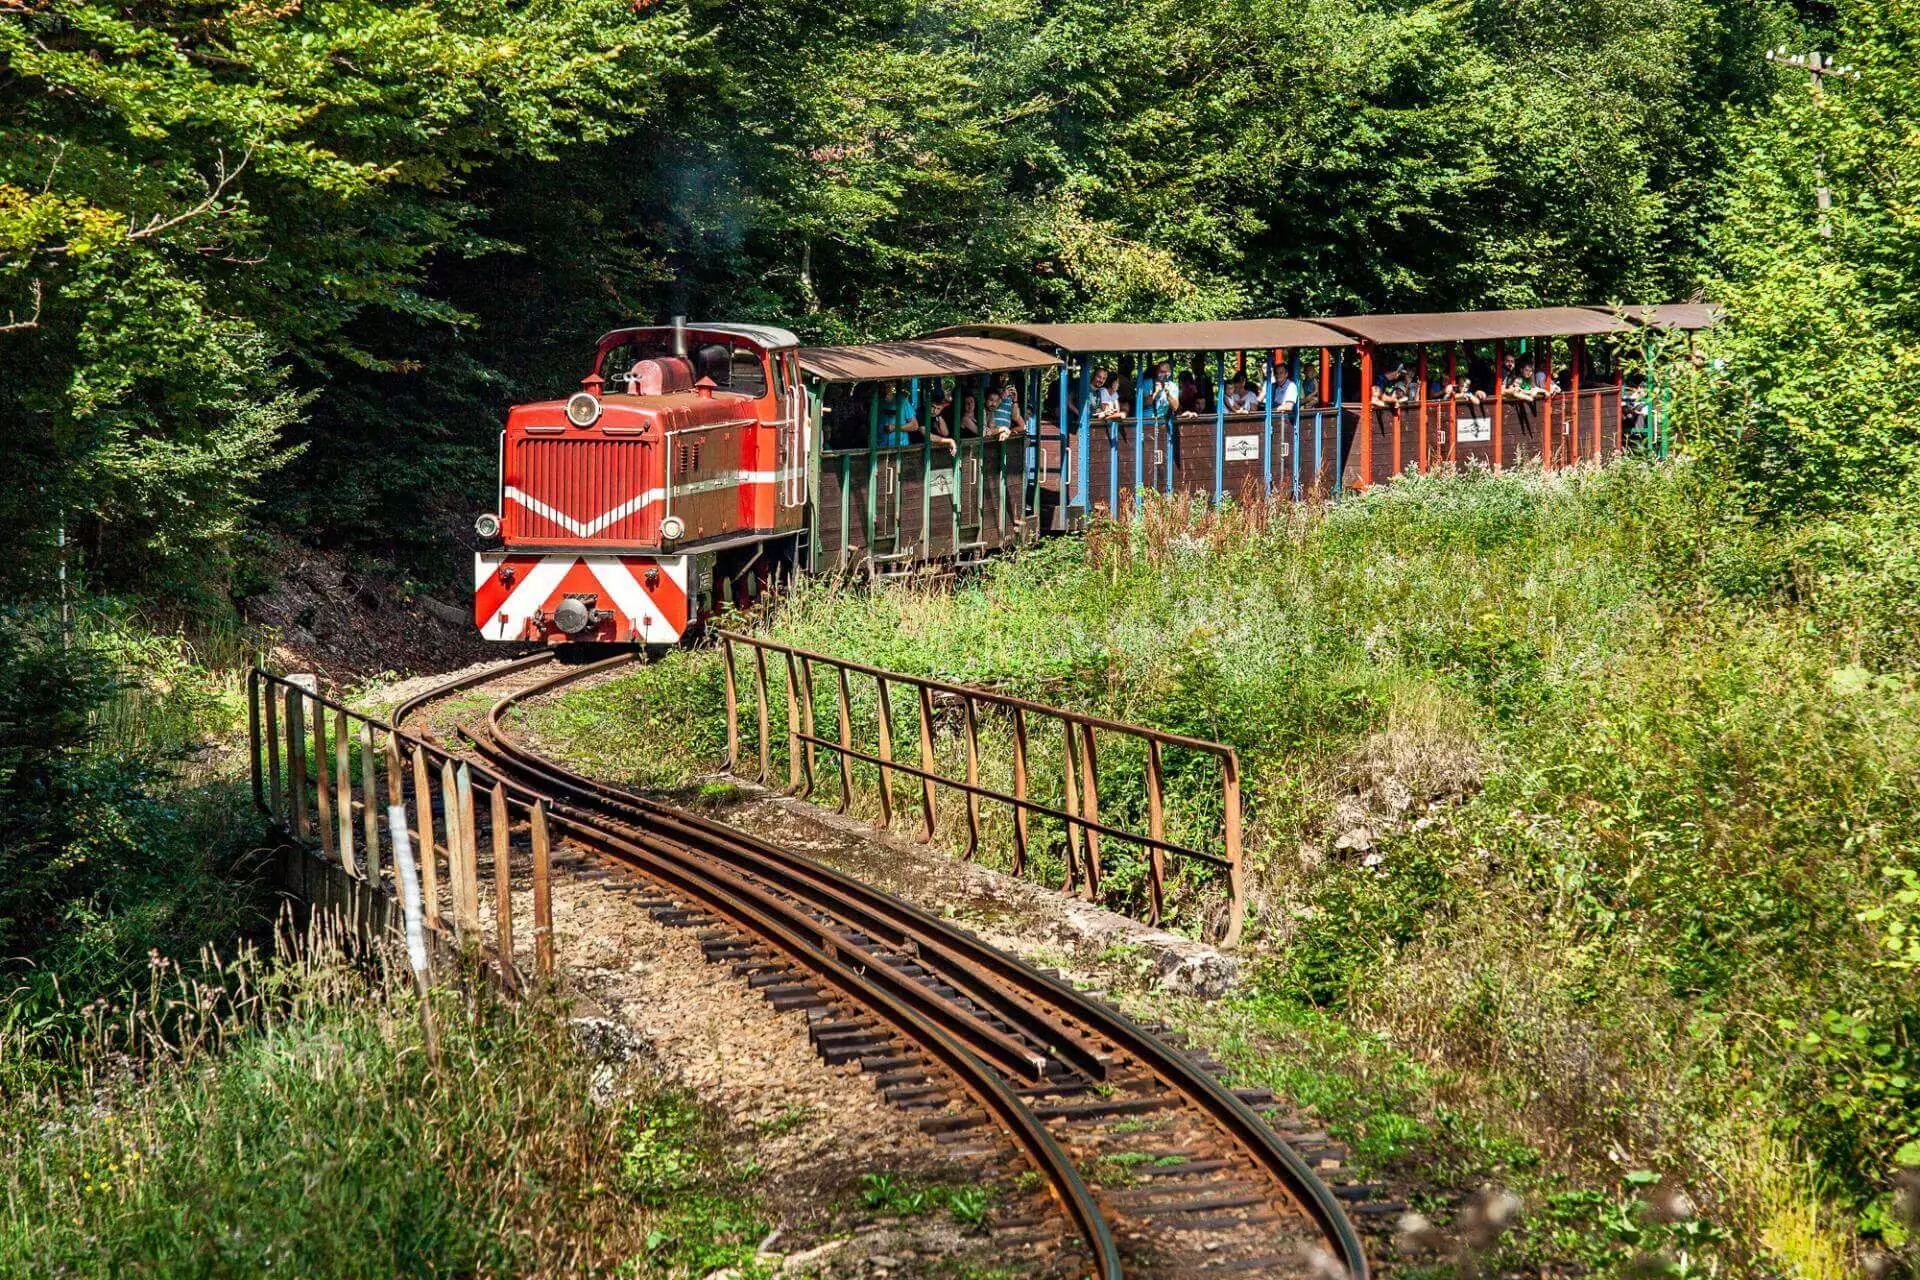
0 936 773 1280
535 459 1920 1271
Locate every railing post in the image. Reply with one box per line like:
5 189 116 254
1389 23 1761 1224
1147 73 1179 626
873 676 896 828
916 684 937 842
248 671 264 813
753 645 772 784
264 676 281 824
797 653 820 798
492 781 517 992
313 695 335 862
833 667 855 814
1010 706 1030 878
1060 719 1083 895
531 800 555 980
454 762 480 940
1145 741 1166 927
961 697 981 860
359 720 381 884
439 759 463 940
413 745 439 940
334 707 356 878
1078 722 1102 901
286 687 306 842
1221 750 1245 948
783 651 803 795
722 636 740 773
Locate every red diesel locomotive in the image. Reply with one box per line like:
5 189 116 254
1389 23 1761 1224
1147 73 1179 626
473 320 808 645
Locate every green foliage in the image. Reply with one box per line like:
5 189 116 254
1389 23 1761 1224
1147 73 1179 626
0 0 693 592
0 604 265 1039
1683 0 1920 517
858 1172 996 1224
0 943 745 1280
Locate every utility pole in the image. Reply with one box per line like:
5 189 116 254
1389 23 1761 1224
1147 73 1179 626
1765 47 1856 238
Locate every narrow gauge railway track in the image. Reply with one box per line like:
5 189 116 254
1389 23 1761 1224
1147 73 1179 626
404 653 1373 1280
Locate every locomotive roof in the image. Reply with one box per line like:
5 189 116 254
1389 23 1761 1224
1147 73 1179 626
691 322 802 349
797 336 1061 382
929 318 1355 353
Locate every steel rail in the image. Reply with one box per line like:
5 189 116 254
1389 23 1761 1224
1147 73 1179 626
473 712 1115 1084
392 650 555 729
482 655 1371 1279
394 656 1122 1279
543 811 1120 1278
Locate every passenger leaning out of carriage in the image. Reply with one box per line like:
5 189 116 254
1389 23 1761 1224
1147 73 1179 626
982 388 1020 442
1446 374 1487 411
926 386 961 455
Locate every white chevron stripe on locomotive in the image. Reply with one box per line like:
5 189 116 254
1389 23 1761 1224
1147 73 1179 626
504 467 806 538
504 486 665 537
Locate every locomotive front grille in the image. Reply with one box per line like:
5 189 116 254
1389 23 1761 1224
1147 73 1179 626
506 436 656 543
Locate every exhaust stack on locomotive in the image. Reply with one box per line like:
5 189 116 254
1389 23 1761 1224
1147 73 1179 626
473 322 808 645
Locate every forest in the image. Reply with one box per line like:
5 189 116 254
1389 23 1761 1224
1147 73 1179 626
6 0 1920 1275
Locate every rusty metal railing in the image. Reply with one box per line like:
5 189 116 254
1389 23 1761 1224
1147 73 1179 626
715 630 1245 946
247 669 557 986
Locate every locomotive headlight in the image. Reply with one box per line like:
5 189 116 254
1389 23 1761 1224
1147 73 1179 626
474 512 501 539
659 514 686 542
565 391 602 427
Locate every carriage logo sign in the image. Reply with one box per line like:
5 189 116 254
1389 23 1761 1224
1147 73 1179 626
1224 435 1260 462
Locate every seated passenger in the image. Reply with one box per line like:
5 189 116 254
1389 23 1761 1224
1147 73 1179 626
1114 356 1137 406
989 381 1025 438
1092 367 1125 421
958 394 981 439
1177 371 1200 418
927 387 958 454
1505 362 1539 401
1186 354 1216 415
1147 361 1179 420
1448 376 1487 410
1223 375 1261 414
1273 366 1302 413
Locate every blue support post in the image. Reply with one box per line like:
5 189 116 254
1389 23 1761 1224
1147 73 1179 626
1332 351 1346 498
1261 352 1275 494
1290 350 1303 502
1075 358 1092 513
1132 352 1146 512
1212 350 1226 505
1056 363 1071 516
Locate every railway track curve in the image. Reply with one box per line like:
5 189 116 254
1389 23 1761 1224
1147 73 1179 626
401 652 1373 1280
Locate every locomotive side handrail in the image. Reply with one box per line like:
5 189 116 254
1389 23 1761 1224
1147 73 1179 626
715 630 1246 946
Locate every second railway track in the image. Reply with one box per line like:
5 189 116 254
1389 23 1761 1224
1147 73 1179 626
399 652 1374 1280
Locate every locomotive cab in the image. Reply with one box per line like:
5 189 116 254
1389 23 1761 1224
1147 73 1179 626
474 321 807 646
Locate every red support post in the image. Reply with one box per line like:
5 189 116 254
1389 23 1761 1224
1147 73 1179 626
1416 347 1429 474
1358 342 1374 489
1541 338 1556 472
1492 339 1504 471
1569 336 1583 466
1447 342 1459 464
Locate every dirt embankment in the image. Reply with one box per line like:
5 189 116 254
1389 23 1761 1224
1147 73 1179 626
243 537 525 683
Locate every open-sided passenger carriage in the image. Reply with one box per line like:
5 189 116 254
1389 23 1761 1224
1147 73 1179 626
795 337 1059 577
471 304 1717 646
